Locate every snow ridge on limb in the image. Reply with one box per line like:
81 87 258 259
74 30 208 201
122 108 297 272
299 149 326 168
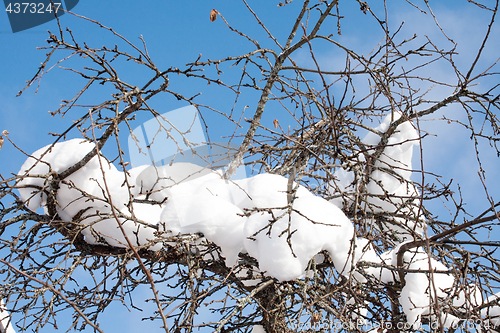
330 111 424 243
16 141 359 281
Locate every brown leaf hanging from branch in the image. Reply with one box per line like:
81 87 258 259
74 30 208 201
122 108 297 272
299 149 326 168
210 9 218 22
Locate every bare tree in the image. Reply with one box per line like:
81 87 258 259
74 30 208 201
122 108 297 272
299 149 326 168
1 1 500 332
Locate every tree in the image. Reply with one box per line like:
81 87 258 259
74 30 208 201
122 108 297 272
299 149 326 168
1 1 500 332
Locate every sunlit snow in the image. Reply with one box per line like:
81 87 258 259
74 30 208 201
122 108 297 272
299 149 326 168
329 111 424 242
16 114 487 329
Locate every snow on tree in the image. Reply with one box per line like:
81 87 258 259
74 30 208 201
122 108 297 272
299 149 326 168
1 1 500 333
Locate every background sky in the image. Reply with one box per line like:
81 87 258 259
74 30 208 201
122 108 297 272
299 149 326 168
1 1 500 332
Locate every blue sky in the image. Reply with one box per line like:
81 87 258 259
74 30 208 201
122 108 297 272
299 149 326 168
1 1 500 332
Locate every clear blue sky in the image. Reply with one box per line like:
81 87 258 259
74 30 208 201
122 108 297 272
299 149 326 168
1 1 499 332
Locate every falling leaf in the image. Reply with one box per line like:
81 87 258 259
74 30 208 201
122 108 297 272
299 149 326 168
273 119 279 129
210 9 218 22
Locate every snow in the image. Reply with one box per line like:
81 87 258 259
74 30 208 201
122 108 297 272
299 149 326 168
453 284 483 309
369 244 456 328
15 113 492 329
0 299 15 333
159 173 352 277
242 173 313 208
17 139 164 250
243 200 324 281
78 200 163 250
160 193 246 266
251 325 266 333
346 295 368 325
329 111 424 243
17 140 357 280
17 139 96 211
482 292 500 331
134 163 214 201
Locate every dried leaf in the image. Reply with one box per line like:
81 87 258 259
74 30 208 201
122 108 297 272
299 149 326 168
273 119 279 129
210 9 218 22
